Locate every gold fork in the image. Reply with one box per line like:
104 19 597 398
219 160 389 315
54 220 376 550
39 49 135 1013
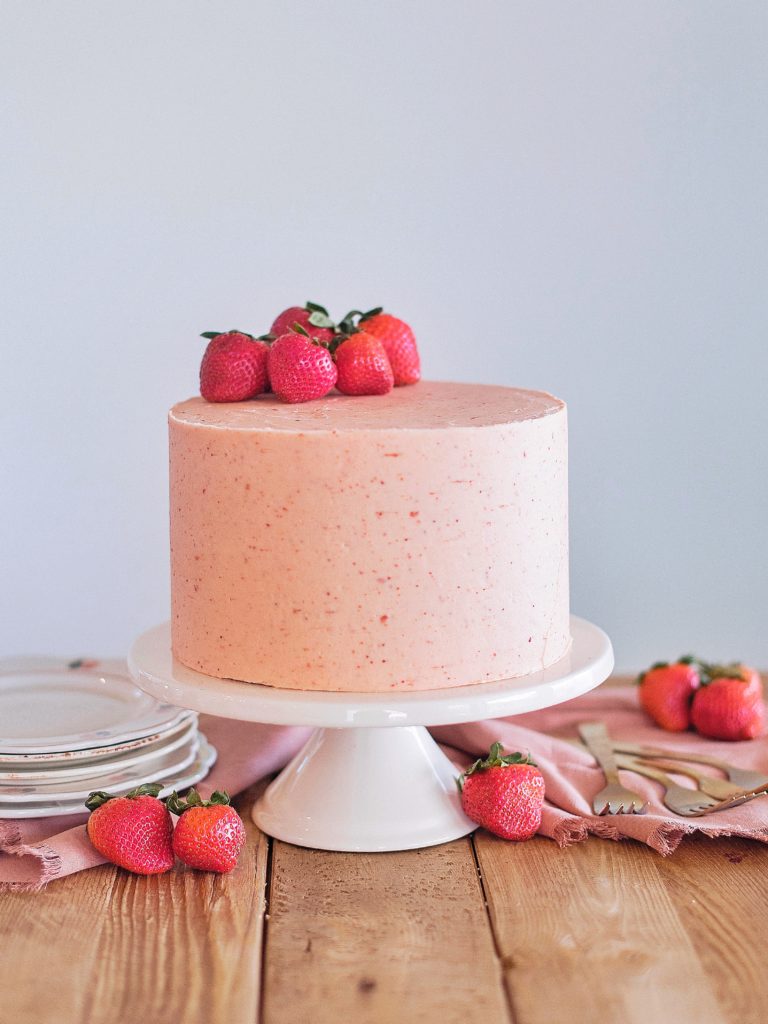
578 722 648 815
614 755 719 816
635 758 744 801
684 780 768 816
611 741 768 791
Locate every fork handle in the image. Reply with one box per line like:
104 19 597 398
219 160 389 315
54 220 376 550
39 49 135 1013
613 742 730 772
614 754 675 787
632 758 744 798
578 722 622 784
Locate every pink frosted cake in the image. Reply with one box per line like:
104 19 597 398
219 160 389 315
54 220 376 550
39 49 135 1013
169 380 570 692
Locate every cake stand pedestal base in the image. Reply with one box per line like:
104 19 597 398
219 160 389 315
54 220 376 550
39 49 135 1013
253 725 473 851
128 616 613 853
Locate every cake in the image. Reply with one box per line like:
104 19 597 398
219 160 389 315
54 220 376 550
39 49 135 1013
169 380 570 692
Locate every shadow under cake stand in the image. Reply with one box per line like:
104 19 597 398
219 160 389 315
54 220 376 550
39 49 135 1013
128 616 613 853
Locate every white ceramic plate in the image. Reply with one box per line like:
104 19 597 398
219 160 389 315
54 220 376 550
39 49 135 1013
0 656 193 754
0 737 218 819
0 734 202 801
0 724 204 794
0 711 197 765
0 719 198 782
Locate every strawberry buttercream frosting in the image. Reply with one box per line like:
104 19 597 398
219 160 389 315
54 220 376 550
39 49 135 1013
169 381 570 692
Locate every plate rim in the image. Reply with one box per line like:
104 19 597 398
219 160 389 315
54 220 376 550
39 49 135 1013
0 735 202 802
0 737 217 818
0 657 192 753
0 710 197 762
0 718 199 782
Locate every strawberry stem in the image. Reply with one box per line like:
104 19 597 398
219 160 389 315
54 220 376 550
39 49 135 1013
698 661 746 685
637 654 698 684
358 306 383 322
85 782 164 812
636 654 749 688
305 301 331 317
332 307 380 352
337 311 362 336
165 788 231 815
201 330 258 341
459 743 536 786
308 311 335 329
328 334 347 356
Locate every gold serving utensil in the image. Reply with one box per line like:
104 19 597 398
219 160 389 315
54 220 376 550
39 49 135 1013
634 759 744 801
610 741 768 792
572 727 768 817
578 722 648 815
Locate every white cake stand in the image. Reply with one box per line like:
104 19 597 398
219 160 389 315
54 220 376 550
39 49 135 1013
128 616 613 852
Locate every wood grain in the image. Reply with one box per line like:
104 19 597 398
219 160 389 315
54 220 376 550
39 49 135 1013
654 835 768 1024
0 861 121 1024
0 782 269 1024
474 832 726 1024
261 838 510 1024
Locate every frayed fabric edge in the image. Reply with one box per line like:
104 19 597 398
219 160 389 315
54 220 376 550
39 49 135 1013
549 815 623 848
548 813 768 856
645 820 768 857
0 821 63 893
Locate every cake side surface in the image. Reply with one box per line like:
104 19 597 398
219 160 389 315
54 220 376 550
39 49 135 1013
169 381 570 691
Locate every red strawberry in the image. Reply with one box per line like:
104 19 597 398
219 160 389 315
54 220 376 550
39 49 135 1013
458 744 544 841
268 330 338 403
270 302 335 346
691 663 765 741
637 657 700 731
85 783 174 875
334 331 394 396
357 311 420 386
199 331 269 403
166 789 246 873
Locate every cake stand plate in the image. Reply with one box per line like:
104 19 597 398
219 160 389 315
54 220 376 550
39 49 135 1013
128 616 613 852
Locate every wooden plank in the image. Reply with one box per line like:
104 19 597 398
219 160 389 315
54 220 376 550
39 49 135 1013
654 835 768 1024
0 860 122 1024
261 838 510 1024
0 781 269 1024
474 833 726 1024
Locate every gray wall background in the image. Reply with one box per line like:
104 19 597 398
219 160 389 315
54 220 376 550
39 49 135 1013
2 1 766 672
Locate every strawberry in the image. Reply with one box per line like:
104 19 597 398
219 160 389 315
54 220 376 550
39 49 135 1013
270 302 335 346
85 783 174 875
199 330 269 403
334 331 394 396
458 743 544 841
268 329 338 403
637 656 700 731
355 310 420 386
166 789 246 873
691 663 765 741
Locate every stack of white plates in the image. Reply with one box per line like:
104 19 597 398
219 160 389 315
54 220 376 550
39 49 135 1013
0 657 217 819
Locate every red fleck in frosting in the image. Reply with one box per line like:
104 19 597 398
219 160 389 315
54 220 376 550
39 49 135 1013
169 381 570 692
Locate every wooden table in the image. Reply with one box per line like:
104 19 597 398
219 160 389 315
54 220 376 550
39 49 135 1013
2 680 767 1024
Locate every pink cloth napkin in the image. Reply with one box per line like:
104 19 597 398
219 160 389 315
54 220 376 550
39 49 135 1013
434 685 768 853
3 686 768 892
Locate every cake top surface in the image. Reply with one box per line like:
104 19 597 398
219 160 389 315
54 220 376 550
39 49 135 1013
170 381 564 433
